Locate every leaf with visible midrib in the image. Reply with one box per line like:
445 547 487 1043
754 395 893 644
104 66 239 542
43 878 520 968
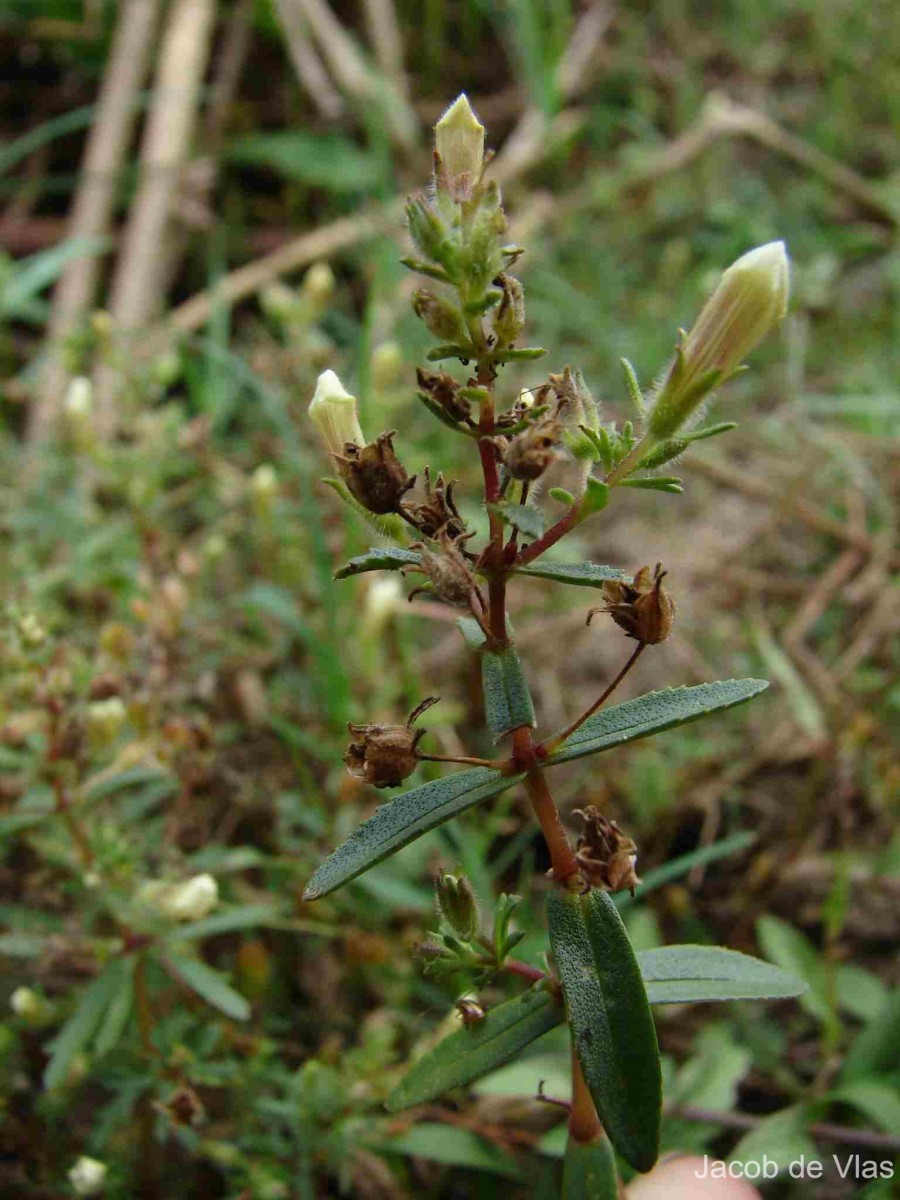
516 562 628 587
304 766 523 900
546 679 768 767
386 988 559 1112
334 546 421 579
481 645 536 742
548 889 661 1174
164 954 250 1021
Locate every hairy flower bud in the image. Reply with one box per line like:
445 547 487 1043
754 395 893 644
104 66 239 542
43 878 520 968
492 273 525 347
435 93 485 199
308 370 364 457
590 563 675 645
648 241 790 439
335 431 414 515
435 870 479 940
68 1156 108 1197
412 289 468 343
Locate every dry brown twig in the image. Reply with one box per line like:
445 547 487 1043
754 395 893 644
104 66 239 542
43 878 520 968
292 0 416 150
32 0 165 441
272 0 344 119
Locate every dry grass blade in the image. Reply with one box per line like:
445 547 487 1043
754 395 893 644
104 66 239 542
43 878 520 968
272 0 344 118
32 0 165 441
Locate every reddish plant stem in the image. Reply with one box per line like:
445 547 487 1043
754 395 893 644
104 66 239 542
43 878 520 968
569 1042 603 1144
515 501 581 567
504 958 547 984
513 727 581 885
542 642 647 755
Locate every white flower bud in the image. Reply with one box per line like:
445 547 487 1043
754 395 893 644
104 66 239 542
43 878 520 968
156 873 219 922
260 282 298 322
435 94 485 194
64 376 93 419
11 987 43 1022
363 576 402 640
370 341 403 391
68 1156 108 1196
308 370 364 457
251 464 278 501
301 262 335 313
649 241 789 439
86 697 127 747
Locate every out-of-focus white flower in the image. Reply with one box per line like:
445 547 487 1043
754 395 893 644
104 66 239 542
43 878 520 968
363 576 402 640
144 874 219 923
68 1156 108 1196
648 241 790 439
64 376 93 419
370 341 403 391
308 370 364 457
251 463 278 501
86 697 127 747
302 262 335 314
11 987 43 1021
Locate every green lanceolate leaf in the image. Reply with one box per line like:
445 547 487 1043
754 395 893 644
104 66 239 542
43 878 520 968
481 644 537 742
637 946 807 1004
546 679 768 767
333 546 421 579
386 987 560 1112
44 960 126 1089
93 956 136 1058
562 1133 620 1200
515 562 629 588
377 1124 521 1179
164 953 251 1021
304 766 523 900
548 890 661 1174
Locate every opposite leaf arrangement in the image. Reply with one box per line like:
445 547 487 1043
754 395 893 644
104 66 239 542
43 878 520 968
305 95 804 1195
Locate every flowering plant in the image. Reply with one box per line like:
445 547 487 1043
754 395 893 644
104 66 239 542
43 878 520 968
306 95 802 1194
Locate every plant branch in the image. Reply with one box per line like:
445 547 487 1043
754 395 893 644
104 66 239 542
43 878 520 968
542 642 646 755
514 728 581 885
569 1040 603 1145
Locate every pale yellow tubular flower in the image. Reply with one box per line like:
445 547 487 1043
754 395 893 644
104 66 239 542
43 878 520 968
308 369 364 457
435 94 485 187
649 241 790 440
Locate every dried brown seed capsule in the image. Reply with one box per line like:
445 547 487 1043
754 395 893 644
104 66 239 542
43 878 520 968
403 467 466 540
504 417 561 481
573 806 641 894
416 367 472 424
335 431 414 515
403 529 477 607
344 696 439 789
589 563 675 645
